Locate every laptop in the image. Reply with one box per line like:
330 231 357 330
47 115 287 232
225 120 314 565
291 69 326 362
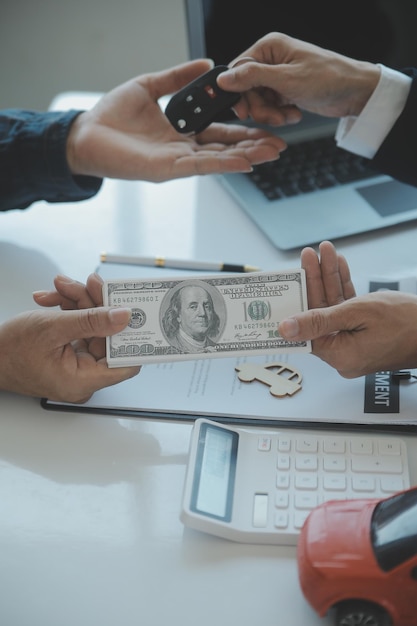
185 0 417 250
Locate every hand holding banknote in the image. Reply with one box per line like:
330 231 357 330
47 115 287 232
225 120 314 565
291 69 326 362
103 270 310 366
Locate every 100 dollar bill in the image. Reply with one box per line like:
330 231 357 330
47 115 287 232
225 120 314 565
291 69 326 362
103 270 311 366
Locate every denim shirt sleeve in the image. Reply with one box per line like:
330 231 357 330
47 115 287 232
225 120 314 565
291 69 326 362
0 109 102 212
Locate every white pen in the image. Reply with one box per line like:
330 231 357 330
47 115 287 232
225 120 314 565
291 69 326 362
100 253 260 273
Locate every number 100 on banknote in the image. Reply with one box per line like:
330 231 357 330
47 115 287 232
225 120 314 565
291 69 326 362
103 270 311 367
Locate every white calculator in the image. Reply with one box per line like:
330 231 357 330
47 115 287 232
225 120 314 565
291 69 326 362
180 418 410 545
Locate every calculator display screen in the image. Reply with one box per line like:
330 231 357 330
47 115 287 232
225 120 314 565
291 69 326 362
190 422 238 522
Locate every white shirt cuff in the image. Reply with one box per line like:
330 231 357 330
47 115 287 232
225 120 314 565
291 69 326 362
336 64 412 159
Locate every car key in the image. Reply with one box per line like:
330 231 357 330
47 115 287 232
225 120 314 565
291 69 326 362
165 65 241 134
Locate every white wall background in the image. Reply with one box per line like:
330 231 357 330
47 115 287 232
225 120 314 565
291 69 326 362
1 0 188 111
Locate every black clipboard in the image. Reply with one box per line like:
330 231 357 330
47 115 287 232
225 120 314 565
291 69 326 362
40 396 417 435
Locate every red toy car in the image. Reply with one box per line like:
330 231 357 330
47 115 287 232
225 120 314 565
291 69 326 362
297 486 417 626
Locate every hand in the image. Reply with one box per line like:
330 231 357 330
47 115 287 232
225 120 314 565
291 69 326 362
217 33 380 126
279 241 417 377
66 59 286 181
34 272 104 310
34 272 106 360
32 272 139 402
0 305 140 403
1 273 140 403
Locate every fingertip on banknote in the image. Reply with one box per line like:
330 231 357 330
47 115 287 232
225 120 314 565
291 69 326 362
278 317 300 339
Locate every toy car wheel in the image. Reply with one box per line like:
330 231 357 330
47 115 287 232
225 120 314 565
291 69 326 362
335 601 391 626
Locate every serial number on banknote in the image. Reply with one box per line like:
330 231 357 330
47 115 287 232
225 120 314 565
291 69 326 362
103 271 311 366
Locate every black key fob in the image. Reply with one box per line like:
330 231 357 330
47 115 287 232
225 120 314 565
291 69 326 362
165 65 240 134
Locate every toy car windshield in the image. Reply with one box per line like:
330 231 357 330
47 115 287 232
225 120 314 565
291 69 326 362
371 488 417 571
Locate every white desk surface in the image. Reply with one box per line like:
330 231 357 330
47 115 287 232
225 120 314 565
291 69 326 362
1 94 417 626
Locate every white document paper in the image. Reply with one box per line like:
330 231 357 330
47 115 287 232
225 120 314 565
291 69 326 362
47 350 417 427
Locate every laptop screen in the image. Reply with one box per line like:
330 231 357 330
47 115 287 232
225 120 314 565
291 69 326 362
185 0 417 70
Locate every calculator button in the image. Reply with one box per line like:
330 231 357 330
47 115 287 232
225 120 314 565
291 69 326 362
253 494 268 527
277 454 291 470
276 473 290 489
275 492 289 508
323 438 345 454
323 475 347 491
378 440 401 455
323 456 346 472
295 455 318 471
350 440 373 454
351 455 403 473
380 476 405 493
274 511 289 528
258 436 271 451
352 476 376 492
295 474 318 490
296 437 318 453
295 492 319 509
277 437 291 452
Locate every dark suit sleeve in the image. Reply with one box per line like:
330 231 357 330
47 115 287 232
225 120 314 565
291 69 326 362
371 68 417 187
0 109 102 212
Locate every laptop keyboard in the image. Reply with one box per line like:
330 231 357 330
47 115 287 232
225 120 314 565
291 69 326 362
247 136 378 200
